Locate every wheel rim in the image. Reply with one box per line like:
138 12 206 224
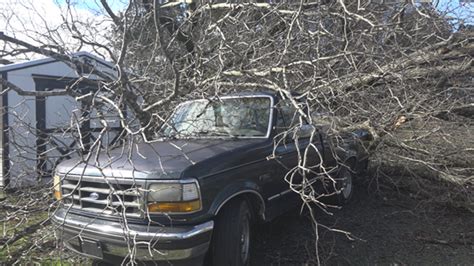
240 214 250 263
341 168 353 199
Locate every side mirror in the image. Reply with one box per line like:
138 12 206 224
294 124 316 139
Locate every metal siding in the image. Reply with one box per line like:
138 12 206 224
0 71 9 188
5 61 88 185
0 58 119 187
6 68 39 186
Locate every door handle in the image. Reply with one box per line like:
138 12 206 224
266 154 282 160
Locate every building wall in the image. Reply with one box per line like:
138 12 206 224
0 72 6 189
6 61 79 186
4 59 120 187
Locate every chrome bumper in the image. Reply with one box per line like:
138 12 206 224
52 208 213 262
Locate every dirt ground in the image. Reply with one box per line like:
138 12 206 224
1 181 473 265
251 183 474 265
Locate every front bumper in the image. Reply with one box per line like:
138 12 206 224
52 208 213 262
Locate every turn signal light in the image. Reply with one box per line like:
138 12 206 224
54 190 62 200
53 174 62 200
147 200 201 213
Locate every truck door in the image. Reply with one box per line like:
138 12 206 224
265 99 321 218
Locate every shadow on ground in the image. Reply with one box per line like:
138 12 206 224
251 183 474 265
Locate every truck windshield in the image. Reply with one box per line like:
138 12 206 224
160 97 272 138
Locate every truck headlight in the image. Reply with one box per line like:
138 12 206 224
53 174 62 200
147 180 201 213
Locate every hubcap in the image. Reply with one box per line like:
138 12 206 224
341 169 353 199
240 215 250 263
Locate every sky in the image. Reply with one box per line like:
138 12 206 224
54 0 127 13
0 0 472 63
0 0 118 61
436 0 473 25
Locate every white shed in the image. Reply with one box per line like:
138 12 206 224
0 52 121 188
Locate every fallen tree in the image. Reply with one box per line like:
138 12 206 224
0 0 472 264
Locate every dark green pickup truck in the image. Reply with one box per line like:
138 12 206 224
52 92 369 265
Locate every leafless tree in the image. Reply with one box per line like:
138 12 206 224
0 0 472 264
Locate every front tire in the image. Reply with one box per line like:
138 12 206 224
211 199 252 266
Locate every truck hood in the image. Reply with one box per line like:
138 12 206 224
56 138 265 179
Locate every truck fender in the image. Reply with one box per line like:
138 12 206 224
209 181 266 221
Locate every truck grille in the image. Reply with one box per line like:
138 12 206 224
60 175 144 218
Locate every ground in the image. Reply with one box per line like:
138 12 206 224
252 184 474 265
1 182 473 265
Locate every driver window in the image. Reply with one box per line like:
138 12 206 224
276 100 298 134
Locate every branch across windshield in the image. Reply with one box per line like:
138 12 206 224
160 97 272 138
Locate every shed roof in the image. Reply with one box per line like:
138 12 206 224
0 51 114 73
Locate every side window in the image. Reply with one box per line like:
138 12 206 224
276 100 298 133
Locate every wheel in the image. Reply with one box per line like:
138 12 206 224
319 162 354 206
211 199 252 266
333 163 354 205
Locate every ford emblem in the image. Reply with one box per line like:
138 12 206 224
90 192 100 200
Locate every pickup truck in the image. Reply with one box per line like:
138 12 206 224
52 91 369 265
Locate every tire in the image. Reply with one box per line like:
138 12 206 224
320 162 354 206
211 199 252 266
333 163 354 205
